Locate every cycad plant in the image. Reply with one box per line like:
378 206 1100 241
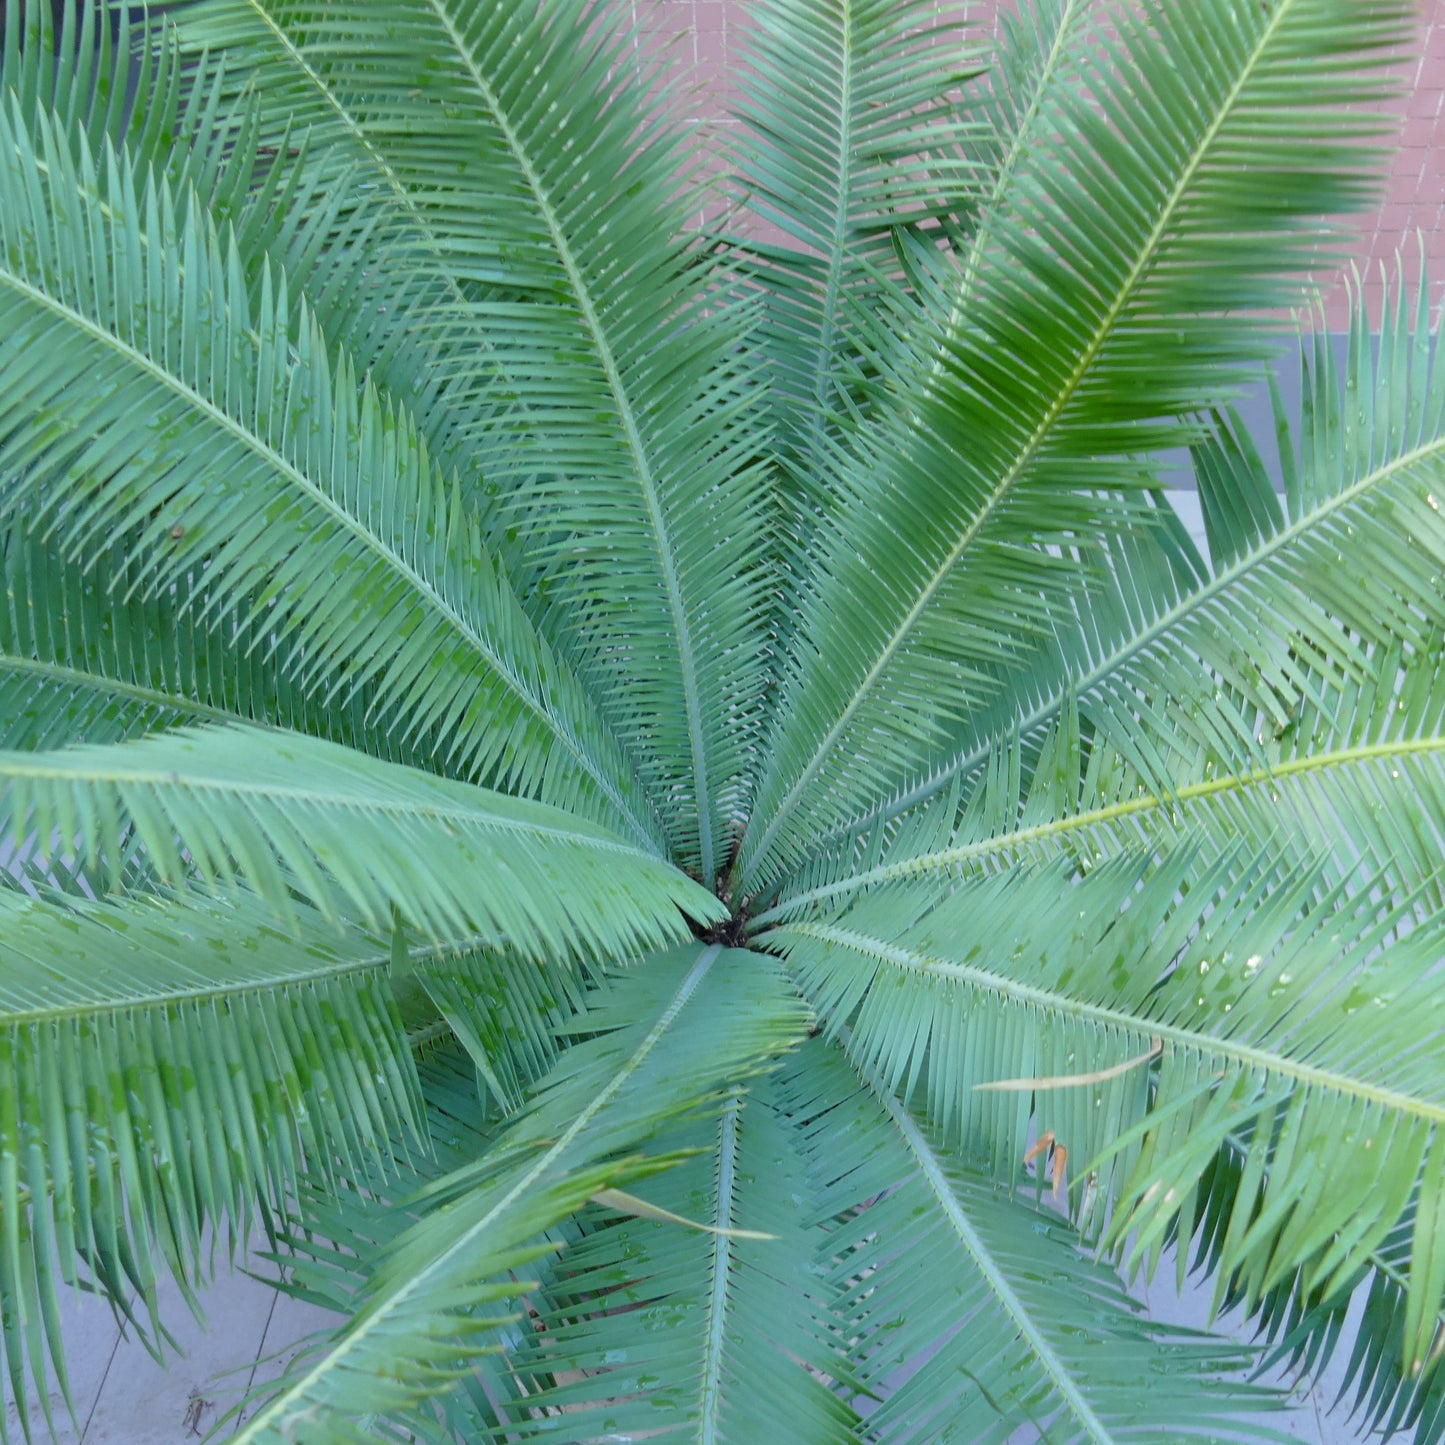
2 0 1444 1439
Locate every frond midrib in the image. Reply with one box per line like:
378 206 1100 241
740 0 1292 884
781 921 1445 1125
0 930 494 1025
698 1097 740 1443
423 0 718 878
0 750 646 852
0 651 230 723
3 953 383 1023
757 734 1445 922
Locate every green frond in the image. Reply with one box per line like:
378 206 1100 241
248 1042 523 1443
155 0 523 469
231 944 811 1442
759 645 1445 928
170 0 773 880
1194 1156 1445 1444
780 1036 1286 1443
0 97 662 846
911 0 1100 386
1 0 363 337
0 521 407 758
752 476 1205 893
765 840 1445 1371
412 941 590 1115
770 256 1445 893
0 725 721 952
0 525 226 750
3 0 229 196
275 1044 510 1303
1 0 457 541
504 1094 856 1441
728 0 982 518
0 886 424 1438
187 1049 515 1442
736 0 1409 891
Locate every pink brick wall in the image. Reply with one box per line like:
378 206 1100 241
625 0 1445 331
1371 2 1445 324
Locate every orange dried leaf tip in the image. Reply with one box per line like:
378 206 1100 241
1023 1130 1055 1166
